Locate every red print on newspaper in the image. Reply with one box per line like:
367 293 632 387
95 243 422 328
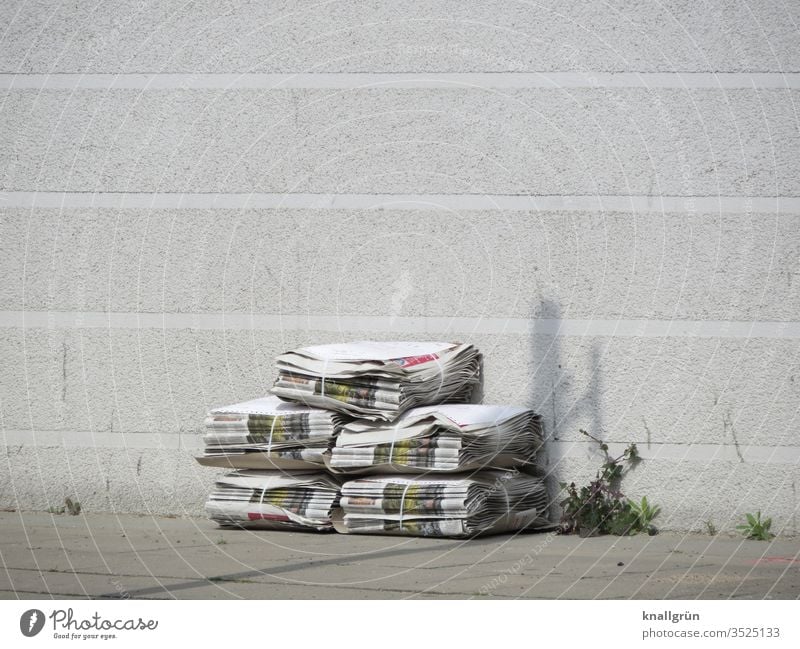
392 353 439 367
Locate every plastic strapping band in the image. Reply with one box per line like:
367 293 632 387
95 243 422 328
266 415 279 457
499 480 511 517
320 359 329 399
387 422 401 466
431 352 446 402
397 482 413 529
258 483 268 519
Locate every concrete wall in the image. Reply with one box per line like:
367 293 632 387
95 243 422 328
1 1 798 534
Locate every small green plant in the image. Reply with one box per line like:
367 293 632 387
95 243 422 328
46 497 82 516
628 496 661 535
216 538 227 545
704 520 717 536
64 497 81 516
559 430 659 537
736 511 775 541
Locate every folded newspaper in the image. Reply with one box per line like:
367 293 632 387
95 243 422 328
336 470 550 538
326 404 543 474
196 396 347 470
205 470 341 531
271 341 481 421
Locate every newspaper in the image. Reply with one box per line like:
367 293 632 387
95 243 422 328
336 470 550 538
195 396 347 470
205 470 341 531
271 341 482 421
326 404 542 474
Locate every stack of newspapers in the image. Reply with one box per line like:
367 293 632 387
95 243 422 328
271 341 482 420
196 396 346 470
198 340 551 537
205 470 340 531
327 404 542 474
336 470 550 538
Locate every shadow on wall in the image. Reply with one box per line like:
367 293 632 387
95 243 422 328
530 299 607 523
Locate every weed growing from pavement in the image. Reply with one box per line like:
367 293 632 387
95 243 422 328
736 511 775 541
559 430 660 537
47 497 82 516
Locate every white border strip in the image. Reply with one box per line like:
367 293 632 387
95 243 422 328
1 430 189 450
2 192 797 213
1 72 798 90
2 311 800 339
3 429 797 464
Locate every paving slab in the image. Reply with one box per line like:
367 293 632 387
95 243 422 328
0 512 797 599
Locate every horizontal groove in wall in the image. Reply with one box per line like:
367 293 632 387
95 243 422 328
2 311 800 339
2 192 798 213
1 72 799 90
3 430 797 464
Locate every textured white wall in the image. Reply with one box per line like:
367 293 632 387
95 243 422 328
1 1 798 534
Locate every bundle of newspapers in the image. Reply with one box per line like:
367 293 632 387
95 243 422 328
271 341 481 420
196 396 347 469
336 470 550 538
327 404 542 474
205 470 341 531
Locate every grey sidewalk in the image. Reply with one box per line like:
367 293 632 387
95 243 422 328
0 512 797 599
